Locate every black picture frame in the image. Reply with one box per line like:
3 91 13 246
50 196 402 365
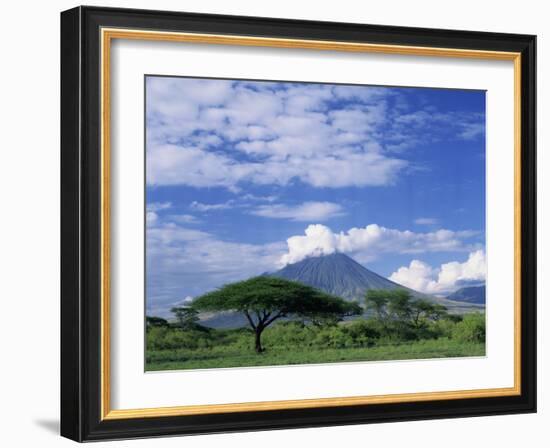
61 5 536 442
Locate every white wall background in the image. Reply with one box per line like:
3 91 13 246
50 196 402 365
0 0 546 446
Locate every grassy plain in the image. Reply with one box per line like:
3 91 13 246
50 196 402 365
145 315 486 371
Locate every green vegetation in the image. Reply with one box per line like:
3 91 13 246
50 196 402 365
192 276 361 352
146 285 486 371
170 306 200 330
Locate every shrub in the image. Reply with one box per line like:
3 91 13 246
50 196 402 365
264 321 311 347
430 318 457 339
146 326 213 350
452 313 486 343
346 319 381 341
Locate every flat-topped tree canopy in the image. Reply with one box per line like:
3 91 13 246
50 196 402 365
192 276 361 352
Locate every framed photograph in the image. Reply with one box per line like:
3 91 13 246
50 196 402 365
60 6 536 441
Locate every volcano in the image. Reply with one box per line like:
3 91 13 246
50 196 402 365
269 252 405 301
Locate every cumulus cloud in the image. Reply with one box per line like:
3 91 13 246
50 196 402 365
146 77 484 191
147 145 243 189
147 143 406 189
251 201 345 221
280 224 477 266
389 250 486 295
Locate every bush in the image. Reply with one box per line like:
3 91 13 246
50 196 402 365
346 319 381 341
452 313 486 343
430 318 458 339
315 326 352 348
260 319 380 350
264 321 311 347
146 326 213 350
145 311 486 356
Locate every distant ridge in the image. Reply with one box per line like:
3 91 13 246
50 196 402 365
447 285 486 305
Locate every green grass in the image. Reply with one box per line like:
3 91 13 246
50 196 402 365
146 338 485 371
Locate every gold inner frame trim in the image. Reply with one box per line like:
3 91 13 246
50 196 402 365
100 27 522 420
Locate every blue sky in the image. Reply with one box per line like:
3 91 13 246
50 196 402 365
145 76 486 317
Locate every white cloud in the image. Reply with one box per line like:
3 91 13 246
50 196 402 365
291 152 406 188
146 201 172 212
240 193 278 202
458 121 485 140
389 250 486 295
168 214 201 224
251 201 345 222
146 79 412 190
190 200 235 212
281 225 339 264
146 222 286 309
329 106 385 134
146 202 174 226
280 224 477 266
146 211 158 224
147 145 243 189
389 259 436 293
173 296 194 306
146 78 485 191
147 144 406 189
414 217 438 225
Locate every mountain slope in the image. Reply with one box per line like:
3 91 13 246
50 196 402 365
269 252 404 301
447 285 486 305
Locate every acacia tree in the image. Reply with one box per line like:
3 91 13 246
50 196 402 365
364 289 391 321
410 300 448 328
409 299 434 329
192 276 361 353
365 289 448 329
170 306 199 330
386 290 414 321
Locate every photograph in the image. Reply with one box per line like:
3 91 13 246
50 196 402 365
57 4 537 442
144 76 488 371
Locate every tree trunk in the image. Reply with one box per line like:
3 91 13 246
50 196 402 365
254 328 264 353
